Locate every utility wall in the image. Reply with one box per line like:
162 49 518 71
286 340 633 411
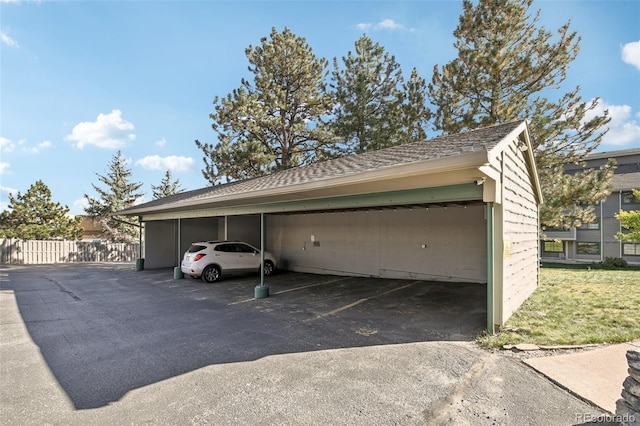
144 217 219 269
267 206 487 282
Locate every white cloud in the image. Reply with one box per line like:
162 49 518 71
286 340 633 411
0 185 18 212
65 109 135 149
0 136 15 153
0 162 10 174
155 137 167 147
1 137 54 154
0 31 19 48
622 40 640 71
584 99 640 147
70 198 88 216
135 155 194 172
26 140 54 154
0 185 17 195
134 195 147 206
356 19 406 32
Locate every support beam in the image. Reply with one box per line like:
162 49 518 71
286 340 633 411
174 218 184 279
486 202 495 334
254 213 269 298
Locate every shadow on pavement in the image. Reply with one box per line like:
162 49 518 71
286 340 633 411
1 264 486 409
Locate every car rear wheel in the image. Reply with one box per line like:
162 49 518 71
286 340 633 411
263 260 274 276
202 265 221 283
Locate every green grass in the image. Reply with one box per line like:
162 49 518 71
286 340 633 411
477 265 640 348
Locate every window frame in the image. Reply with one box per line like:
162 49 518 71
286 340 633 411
542 241 564 253
622 243 640 256
576 242 601 255
622 192 640 205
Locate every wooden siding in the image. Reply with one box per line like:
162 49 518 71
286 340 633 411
0 239 142 264
500 144 540 323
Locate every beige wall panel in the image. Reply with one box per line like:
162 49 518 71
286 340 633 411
267 205 487 282
145 220 177 269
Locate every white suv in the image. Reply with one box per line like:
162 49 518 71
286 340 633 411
181 241 277 283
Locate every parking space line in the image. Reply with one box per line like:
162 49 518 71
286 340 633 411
309 280 421 321
227 276 353 305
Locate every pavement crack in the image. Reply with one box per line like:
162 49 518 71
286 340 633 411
424 352 492 425
46 277 82 301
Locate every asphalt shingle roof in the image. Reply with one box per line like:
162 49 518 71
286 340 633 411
125 120 525 212
612 170 640 191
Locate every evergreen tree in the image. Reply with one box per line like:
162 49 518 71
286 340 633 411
84 150 143 243
428 0 614 229
0 180 83 240
616 190 640 242
196 27 336 185
401 67 431 142
330 35 406 153
151 170 184 199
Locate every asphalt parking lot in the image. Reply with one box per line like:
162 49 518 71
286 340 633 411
0 263 605 425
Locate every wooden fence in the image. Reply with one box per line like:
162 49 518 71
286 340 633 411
0 239 143 264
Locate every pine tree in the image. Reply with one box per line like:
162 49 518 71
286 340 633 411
196 27 337 185
330 35 405 153
84 150 144 243
0 180 83 240
428 0 614 229
151 170 184 199
401 68 431 142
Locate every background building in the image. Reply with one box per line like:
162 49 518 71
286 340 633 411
541 148 640 264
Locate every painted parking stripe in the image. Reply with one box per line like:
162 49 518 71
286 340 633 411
309 280 421 321
228 276 353 305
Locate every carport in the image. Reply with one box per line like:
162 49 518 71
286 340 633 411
120 121 542 331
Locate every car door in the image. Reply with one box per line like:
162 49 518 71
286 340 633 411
234 243 259 271
213 243 240 272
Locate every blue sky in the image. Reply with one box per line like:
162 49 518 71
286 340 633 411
1 0 639 215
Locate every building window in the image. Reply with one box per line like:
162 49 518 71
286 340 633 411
622 192 640 204
578 220 600 230
544 227 570 233
623 243 640 256
577 242 600 255
543 241 564 253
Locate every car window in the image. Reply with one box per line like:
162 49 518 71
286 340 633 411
187 245 206 253
214 244 230 252
237 244 256 253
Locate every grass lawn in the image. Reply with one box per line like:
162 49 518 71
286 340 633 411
478 264 640 348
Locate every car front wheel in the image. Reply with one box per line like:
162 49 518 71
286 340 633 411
202 265 221 283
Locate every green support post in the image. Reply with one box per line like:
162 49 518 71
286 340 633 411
486 202 495 334
174 218 184 280
255 213 269 299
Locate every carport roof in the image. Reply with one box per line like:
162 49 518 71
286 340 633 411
120 120 537 216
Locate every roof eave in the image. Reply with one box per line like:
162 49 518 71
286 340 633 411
120 150 491 216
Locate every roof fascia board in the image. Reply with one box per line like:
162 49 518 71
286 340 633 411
520 126 543 203
486 121 528 164
126 151 490 216
486 121 543 204
140 184 484 221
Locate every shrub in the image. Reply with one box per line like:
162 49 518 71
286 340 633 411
602 257 628 268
